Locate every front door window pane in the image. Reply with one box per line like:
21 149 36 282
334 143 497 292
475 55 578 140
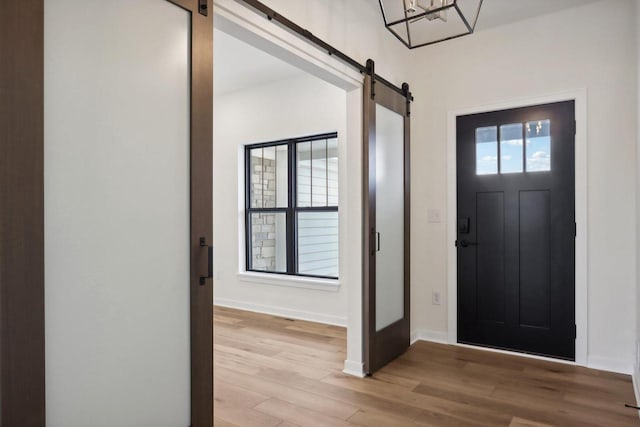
500 123 523 173
526 120 551 172
476 126 498 175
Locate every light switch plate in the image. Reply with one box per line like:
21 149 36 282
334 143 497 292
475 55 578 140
432 292 441 305
428 209 441 223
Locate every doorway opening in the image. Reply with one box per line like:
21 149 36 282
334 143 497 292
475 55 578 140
212 10 363 384
213 25 348 319
212 0 414 389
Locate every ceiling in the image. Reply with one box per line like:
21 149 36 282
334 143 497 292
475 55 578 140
214 29 305 96
474 0 600 31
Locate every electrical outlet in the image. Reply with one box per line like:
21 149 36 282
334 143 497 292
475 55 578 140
432 291 441 305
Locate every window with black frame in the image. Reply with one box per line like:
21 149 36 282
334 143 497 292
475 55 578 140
245 133 339 279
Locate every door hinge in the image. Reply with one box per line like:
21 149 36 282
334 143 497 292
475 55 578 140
573 120 577 135
574 222 577 238
574 324 577 339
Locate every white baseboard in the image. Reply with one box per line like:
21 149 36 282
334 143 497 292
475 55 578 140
633 367 640 420
633 340 640 420
343 360 365 378
410 329 449 345
587 355 633 375
411 330 634 376
214 297 347 327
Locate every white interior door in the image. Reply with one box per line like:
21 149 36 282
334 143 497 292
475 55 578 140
45 1 191 425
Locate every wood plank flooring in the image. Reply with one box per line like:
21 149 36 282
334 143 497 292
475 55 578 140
213 306 639 426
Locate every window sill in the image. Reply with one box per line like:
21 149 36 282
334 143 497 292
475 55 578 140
236 271 340 292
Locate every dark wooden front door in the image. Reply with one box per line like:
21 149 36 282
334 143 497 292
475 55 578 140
456 101 575 360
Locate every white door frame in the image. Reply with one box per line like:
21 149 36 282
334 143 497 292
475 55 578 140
213 0 367 377
446 89 588 367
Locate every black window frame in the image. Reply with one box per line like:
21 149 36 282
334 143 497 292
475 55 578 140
245 132 339 280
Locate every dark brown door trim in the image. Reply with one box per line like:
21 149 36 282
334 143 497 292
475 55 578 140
363 63 412 374
0 1 213 425
0 1 46 425
168 1 214 425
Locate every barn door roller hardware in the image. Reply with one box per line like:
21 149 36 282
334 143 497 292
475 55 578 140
237 0 414 101
199 0 208 16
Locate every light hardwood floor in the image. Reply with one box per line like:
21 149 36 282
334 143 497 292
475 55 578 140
213 306 639 426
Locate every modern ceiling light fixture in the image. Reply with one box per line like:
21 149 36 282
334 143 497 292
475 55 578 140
378 0 483 49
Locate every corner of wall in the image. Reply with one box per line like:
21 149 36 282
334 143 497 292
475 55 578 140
586 355 634 376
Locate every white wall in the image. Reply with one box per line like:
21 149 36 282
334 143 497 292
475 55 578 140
213 73 349 325
410 0 638 373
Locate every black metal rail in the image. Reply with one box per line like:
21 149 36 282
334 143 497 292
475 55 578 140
236 0 413 101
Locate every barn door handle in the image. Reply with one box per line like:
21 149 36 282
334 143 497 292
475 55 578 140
199 237 213 285
458 240 478 248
